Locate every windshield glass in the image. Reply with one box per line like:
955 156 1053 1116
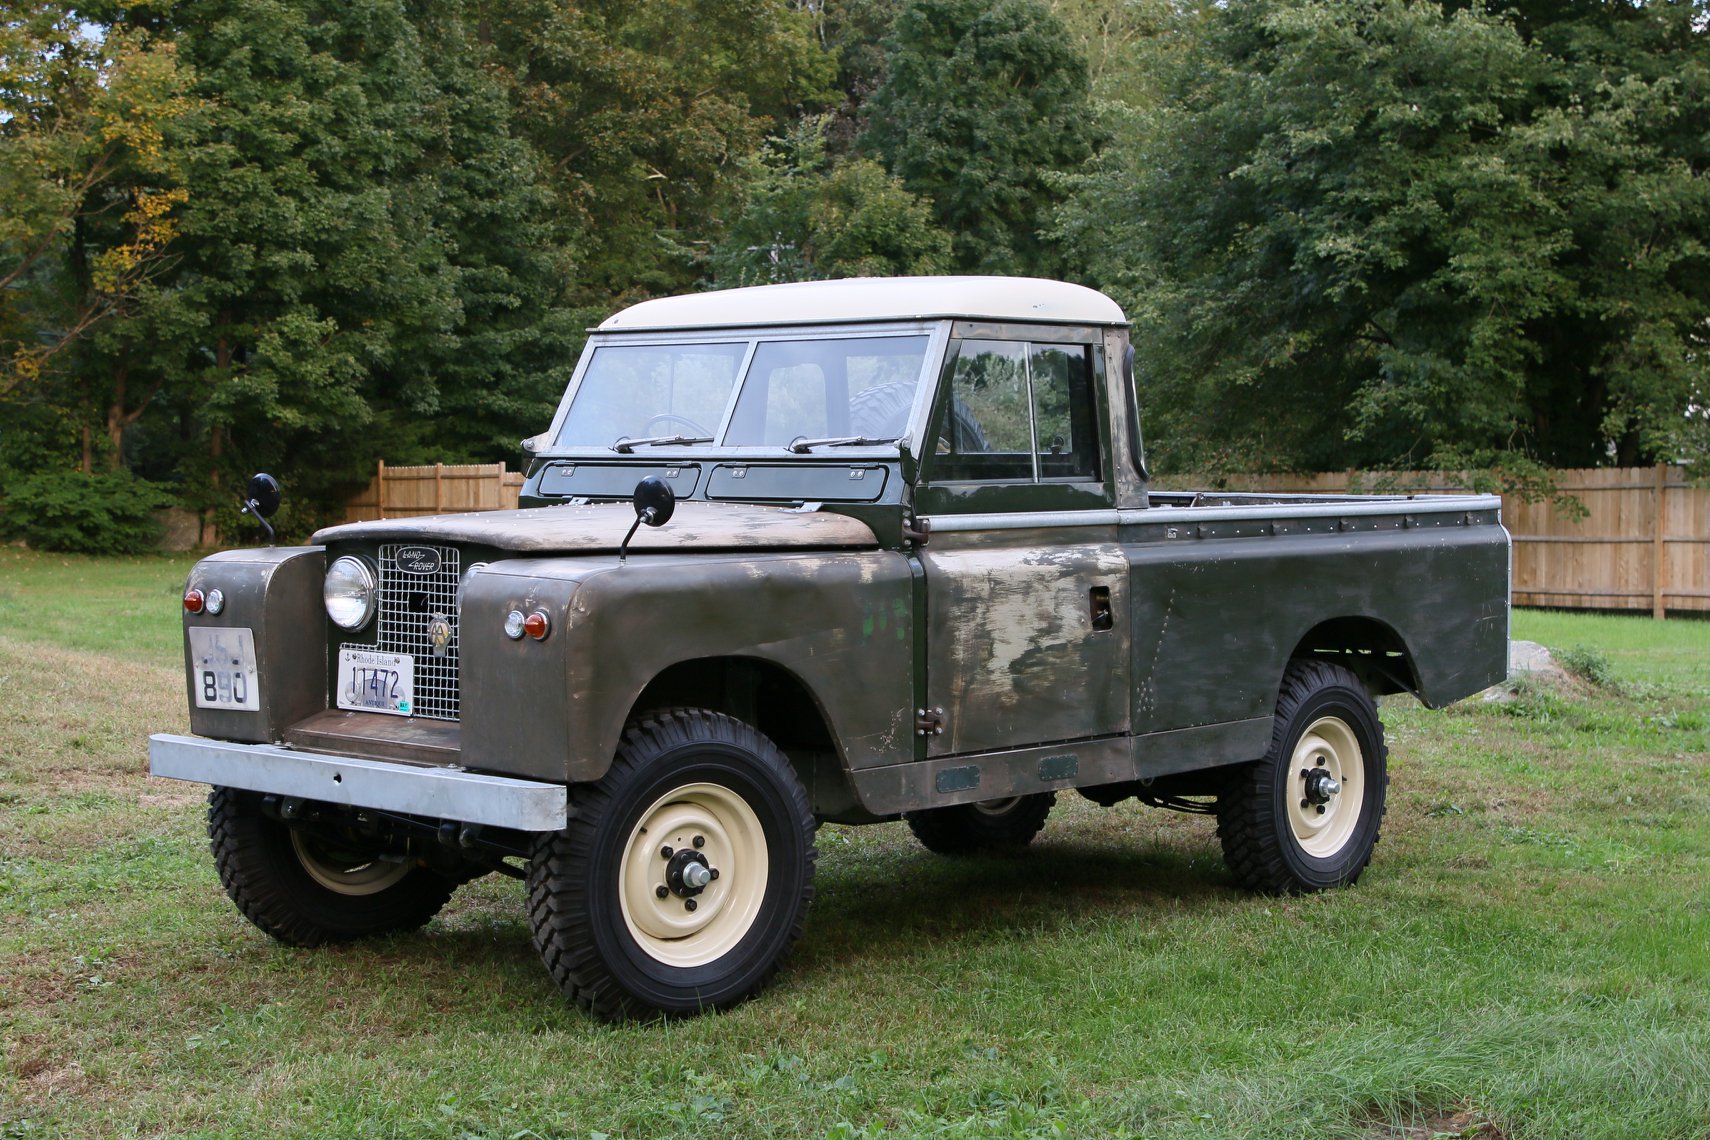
556 342 747 446
553 334 931 449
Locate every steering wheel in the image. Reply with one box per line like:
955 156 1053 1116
640 412 713 437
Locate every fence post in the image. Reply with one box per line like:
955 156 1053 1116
434 461 444 513
1653 462 1668 620
376 459 387 520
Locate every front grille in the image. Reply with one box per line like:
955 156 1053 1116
377 543 461 721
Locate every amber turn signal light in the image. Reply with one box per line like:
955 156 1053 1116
183 588 205 614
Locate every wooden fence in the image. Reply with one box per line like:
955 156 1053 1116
342 461 524 523
346 461 1707 616
1156 465 1707 617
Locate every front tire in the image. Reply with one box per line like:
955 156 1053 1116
905 793 1055 855
527 709 816 1020
207 788 457 946
1216 660 1388 893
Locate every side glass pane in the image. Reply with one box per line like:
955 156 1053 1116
724 336 929 447
1030 344 1101 481
932 339 1034 481
556 343 747 446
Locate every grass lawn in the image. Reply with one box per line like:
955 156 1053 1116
1 548 1706 1139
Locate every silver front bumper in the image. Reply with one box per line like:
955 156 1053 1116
148 733 567 832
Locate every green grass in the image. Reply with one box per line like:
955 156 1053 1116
2 550 1707 1138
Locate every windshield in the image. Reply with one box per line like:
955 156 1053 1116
553 334 931 450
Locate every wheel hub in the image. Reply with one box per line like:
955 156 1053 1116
1302 767 1341 806
664 847 717 897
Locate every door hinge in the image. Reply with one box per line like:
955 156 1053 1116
902 516 932 546
915 706 945 736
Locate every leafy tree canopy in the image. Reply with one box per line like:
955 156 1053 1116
1062 0 1710 475
712 117 951 286
862 0 1100 276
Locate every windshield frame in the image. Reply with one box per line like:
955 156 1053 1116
535 319 950 460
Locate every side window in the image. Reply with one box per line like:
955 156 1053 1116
930 339 1102 483
934 340 1033 480
1030 343 1099 481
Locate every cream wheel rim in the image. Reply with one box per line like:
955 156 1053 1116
1287 716 1363 858
619 782 768 968
289 831 412 895
971 797 1023 817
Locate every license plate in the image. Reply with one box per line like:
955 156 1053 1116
336 648 415 716
189 627 261 711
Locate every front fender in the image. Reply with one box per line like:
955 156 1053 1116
460 551 916 784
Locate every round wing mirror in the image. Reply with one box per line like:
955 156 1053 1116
632 475 675 527
245 473 282 518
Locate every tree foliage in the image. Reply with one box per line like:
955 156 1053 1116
712 117 951 285
1062 0 1710 474
5 0 1707 548
862 0 1100 275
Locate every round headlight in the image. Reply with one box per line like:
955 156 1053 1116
324 556 377 630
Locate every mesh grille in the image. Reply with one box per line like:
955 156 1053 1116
377 544 461 721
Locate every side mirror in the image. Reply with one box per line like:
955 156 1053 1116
241 472 282 545
618 476 675 565
633 475 675 527
245 473 282 517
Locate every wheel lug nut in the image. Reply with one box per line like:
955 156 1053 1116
685 899 697 912
1316 805 1326 816
655 885 668 898
693 835 705 849
709 868 719 880
660 846 673 860
1300 798 1310 809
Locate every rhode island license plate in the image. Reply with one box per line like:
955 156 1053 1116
336 647 415 716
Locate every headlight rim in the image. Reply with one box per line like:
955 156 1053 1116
324 555 378 631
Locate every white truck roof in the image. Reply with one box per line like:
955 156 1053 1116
598 276 1127 331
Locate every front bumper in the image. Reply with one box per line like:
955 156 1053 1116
148 733 567 832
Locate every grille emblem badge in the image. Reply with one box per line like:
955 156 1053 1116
395 545 442 574
428 614 453 657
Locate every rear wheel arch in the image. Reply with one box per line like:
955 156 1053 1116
1289 616 1419 698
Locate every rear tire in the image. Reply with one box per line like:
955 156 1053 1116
905 793 1055 855
207 788 456 946
1216 660 1388 893
527 709 816 1020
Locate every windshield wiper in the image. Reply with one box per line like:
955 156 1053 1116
785 435 902 454
611 434 713 454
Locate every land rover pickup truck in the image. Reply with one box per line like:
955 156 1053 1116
150 276 1509 1020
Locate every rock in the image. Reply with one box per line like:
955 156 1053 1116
1508 640 1564 679
1482 639 1567 700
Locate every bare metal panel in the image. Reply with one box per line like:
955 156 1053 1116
920 530 1131 756
148 732 565 831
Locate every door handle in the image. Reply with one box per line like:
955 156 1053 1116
1089 585 1113 632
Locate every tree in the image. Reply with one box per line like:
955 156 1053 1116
861 0 1100 276
0 7 197 476
711 117 951 285
466 0 837 304
119 0 576 529
1060 0 1710 475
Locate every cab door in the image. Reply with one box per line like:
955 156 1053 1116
914 330 1130 757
